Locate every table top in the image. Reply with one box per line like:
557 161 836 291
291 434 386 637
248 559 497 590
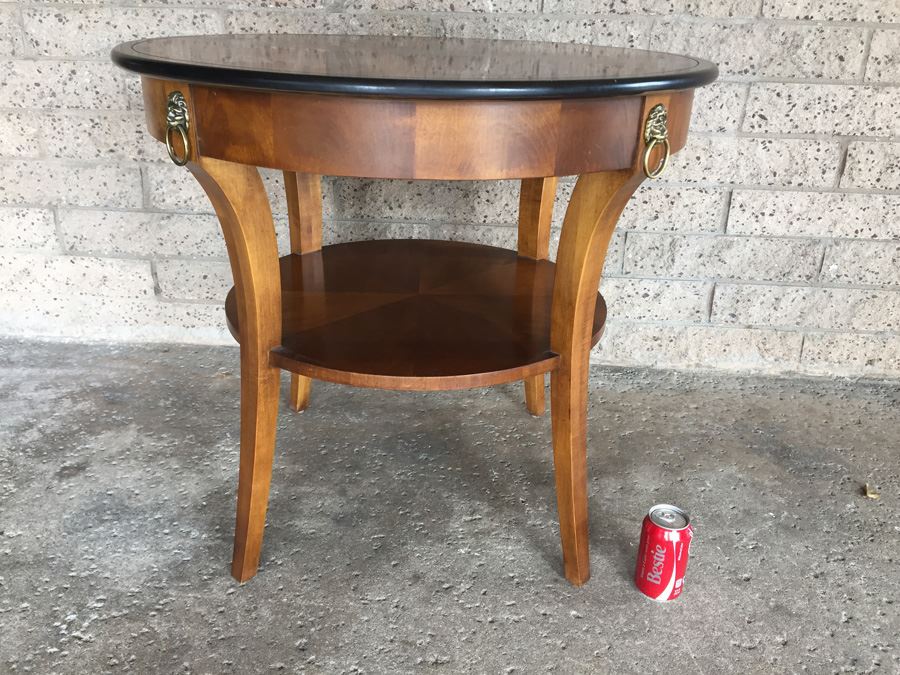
111 34 717 100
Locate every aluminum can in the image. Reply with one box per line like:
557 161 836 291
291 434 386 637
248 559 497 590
634 504 693 601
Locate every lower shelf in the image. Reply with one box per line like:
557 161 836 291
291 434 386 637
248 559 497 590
225 239 606 390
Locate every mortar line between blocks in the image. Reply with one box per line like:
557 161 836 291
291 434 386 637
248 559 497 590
603 274 900 293
601 319 900 337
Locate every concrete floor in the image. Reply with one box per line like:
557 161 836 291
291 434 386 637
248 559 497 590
0 339 897 674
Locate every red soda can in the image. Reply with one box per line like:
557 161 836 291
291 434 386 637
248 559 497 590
634 504 693 601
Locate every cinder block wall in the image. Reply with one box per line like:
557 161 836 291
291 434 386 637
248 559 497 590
0 2 898 378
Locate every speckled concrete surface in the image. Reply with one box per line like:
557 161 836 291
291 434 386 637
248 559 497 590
0 339 897 674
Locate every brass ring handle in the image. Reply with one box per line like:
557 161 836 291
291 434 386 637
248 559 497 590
166 124 190 166
641 103 669 180
642 137 670 179
165 90 191 166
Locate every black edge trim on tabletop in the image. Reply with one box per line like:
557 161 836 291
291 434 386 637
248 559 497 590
111 41 719 100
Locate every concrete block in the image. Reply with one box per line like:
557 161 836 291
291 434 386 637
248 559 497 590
866 30 900 83
841 142 900 190
334 179 520 225
148 165 334 221
338 182 723 235
665 136 841 188
728 190 900 240
690 83 746 133
125 76 144 112
23 7 222 58
763 0 900 22
599 278 710 322
319 176 338 221
623 233 822 282
744 84 900 137
551 179 575 230
262 171 336 219
148 301 231 345
415 222 519 249
146 163 212 213
42 111 158 161
156 260 232 302
544 0 758 17
618 186 726 233
600 231 625 276
323 219 420 245
0 5 24 56
0 112 42 159
712 283 900 332
821 240 900 287
0 161 142 209
0 253 152 299
58 210 226 258
593 321 802 372
801 332 900 378
0 208 57 252
0 60 130 110
260 168 288 216
650 21 866 80
0 252 230 343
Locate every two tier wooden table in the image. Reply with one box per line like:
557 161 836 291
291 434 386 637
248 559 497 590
112 34 716 586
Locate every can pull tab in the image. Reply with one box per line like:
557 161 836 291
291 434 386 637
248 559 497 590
655 509 679 525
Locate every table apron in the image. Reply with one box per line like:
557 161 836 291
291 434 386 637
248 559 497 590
141 77 693 180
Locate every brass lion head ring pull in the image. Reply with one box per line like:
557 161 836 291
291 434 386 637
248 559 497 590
165 91 191 166
642 104 670 179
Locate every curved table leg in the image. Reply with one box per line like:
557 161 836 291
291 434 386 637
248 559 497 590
284 172 323 413
517 176 557 416
188 157 282 583
551 169 643 586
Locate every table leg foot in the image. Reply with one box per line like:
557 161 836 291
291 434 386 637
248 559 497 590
524 374 546 416
289 373 312 412
232 368 280 582
550 367 590 586
550 169 644 586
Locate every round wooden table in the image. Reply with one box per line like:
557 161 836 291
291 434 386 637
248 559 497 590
112 34 717 586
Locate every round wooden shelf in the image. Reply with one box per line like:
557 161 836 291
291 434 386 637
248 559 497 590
225 240 607 390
